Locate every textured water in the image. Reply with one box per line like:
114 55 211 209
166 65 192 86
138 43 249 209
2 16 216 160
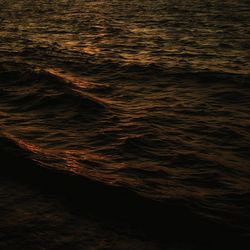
0 0 250 232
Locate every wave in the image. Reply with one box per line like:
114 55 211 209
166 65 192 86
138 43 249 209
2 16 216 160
1 129 250 236
1 131 249 242
0 65 110 115
70 61 250 85
2 51 250 84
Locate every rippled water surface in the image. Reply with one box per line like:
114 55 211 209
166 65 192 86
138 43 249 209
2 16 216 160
0 0 250 231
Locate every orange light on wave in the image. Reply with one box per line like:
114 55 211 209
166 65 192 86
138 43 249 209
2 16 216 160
43 68 115 106
3 132 129 185
5 133 42 155
45 68 95 89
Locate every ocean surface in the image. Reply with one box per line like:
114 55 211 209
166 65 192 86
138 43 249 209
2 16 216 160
0 0 250 234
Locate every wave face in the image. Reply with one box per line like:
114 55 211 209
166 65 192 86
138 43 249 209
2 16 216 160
0 0 250 233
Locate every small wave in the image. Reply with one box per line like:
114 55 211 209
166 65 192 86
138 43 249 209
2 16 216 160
0 66 110 114
107 62 250 85
209 90 249 104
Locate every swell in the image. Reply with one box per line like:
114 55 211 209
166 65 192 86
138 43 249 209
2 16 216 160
0 131 249 243
0 66 109 114
63 60 250 85
2 45 250 83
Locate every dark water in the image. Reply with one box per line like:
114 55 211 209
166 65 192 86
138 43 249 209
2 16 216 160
0 0 250 234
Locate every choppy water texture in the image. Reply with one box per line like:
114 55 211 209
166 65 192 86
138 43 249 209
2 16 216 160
0 0 250 233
